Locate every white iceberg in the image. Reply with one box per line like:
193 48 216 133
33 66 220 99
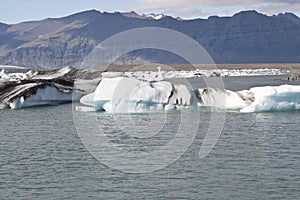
79 76 300 113
195 88 254 109
240 85 300 112
195 85 300 112
80 77 196 113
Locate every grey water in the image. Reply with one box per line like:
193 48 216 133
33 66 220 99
1 76 300 199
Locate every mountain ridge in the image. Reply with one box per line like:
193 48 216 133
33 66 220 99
0 10 300 69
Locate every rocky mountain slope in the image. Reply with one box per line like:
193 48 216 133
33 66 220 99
0 10 299 69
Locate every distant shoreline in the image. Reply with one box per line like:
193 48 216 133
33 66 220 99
1 63 300 73
102 63 300 72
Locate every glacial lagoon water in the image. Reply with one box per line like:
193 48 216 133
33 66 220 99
1 76 300 199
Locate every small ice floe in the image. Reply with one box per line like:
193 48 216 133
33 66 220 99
75 106 97 112
113 68 288 81
0 68 37 82
219 68 287 77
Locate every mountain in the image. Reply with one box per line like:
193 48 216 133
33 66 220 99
0 10 300 69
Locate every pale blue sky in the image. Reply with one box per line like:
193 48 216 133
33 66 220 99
1 0 299 24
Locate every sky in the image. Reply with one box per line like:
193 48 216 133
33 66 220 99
1 0 300 24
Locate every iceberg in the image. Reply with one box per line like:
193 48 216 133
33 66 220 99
0 79 82 109
80 75 300 113
1 82 75 109
0 66 90 109
80 77 197 113
195 88 254 109
195 85 300 112
240 85 300 112
8 85 73 109
167 84 196 110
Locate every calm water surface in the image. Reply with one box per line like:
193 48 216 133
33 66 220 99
0 76 299 199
